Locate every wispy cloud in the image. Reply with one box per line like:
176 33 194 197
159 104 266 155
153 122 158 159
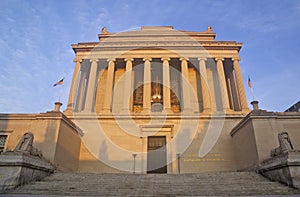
0 0 299 113
0 1 75 113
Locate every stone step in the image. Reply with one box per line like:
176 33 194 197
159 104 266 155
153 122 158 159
2 172 300 196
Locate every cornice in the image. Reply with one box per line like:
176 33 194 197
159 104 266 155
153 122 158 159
230 110 300 136
72 44 242 53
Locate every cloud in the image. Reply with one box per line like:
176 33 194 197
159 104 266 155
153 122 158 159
0 1 76 113
0 0 299 113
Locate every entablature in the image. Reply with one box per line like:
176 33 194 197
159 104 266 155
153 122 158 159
73 48 240 61
72 42 242 53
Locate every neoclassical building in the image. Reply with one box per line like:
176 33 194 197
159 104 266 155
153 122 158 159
1 26 299 174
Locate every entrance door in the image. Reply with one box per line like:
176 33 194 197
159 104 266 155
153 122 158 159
147 136 167 173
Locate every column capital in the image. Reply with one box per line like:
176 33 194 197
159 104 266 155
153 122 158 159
90 58 99 63
124 58 134 62
161 57 170 62
107 58 116 62
179 57 189 61
215 57 224 61
232 57 241 62
143 57 152 62
197 57 207 61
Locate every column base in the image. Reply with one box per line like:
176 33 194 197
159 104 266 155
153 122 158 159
64 107 73 113
242 107 251 113
120 109 131 115
201 108 211 114
63 109 74 116
142 109 151 114
82 108 93 113
210 109 229 115
222 108 233 114
181 108 193 115
102 109 112 114
163 108 173 114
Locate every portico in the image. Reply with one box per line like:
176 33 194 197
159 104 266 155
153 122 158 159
66 56 248 114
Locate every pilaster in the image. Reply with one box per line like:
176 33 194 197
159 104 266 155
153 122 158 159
232 58 249 111
83 59 99 112
122 58 134 113
103 58 115 112
198 57 211 113
66 58 82 112
142 58 152 113
215 57 230 112
162 57 172 113
180 57 192 113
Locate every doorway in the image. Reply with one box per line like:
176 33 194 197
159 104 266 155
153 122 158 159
147 136 167 173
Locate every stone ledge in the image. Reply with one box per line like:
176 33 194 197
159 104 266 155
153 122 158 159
0 152 55 190
258 151 300 189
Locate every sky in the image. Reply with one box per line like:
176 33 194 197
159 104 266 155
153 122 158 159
0 0 300 113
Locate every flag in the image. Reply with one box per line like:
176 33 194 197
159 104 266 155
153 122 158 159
248 76 252 88
53 78 64 87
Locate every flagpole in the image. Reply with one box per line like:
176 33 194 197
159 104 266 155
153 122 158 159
250 87 255 101
58 84 63 103
53 78 64 103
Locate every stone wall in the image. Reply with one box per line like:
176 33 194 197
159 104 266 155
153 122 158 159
0 152 54 190
0 111 82 171
75 115 242 173
231 110 300 171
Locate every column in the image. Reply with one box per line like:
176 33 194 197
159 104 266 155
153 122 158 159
232 58 248 111
103 59 115 112
122 58 133 112
76 69 87 112
84 59 98 112
198 57 211 113
66 58 82 112
215 58 230 112
142 58 152 112
162 57 171 112
180 58 192 112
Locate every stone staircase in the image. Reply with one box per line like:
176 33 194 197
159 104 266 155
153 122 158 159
2 172 300 196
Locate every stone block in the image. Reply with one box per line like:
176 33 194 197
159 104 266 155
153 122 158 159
258 151 300 188
0 152 54 190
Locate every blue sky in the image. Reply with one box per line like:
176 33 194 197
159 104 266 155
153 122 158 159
0 0 300 113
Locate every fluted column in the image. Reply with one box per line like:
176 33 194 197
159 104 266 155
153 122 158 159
198 57 211 113
162 57 171 112
122 58 133 112
232 58 248 111
66 58 82 112
84 59 98 112
180 58 192 112
103 59 115 112
76 69 87 112
215 58 230 112
142 58 152 112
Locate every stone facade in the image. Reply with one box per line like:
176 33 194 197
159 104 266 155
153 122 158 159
231 108 300 171
0 105 82 171
63 26 250 173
